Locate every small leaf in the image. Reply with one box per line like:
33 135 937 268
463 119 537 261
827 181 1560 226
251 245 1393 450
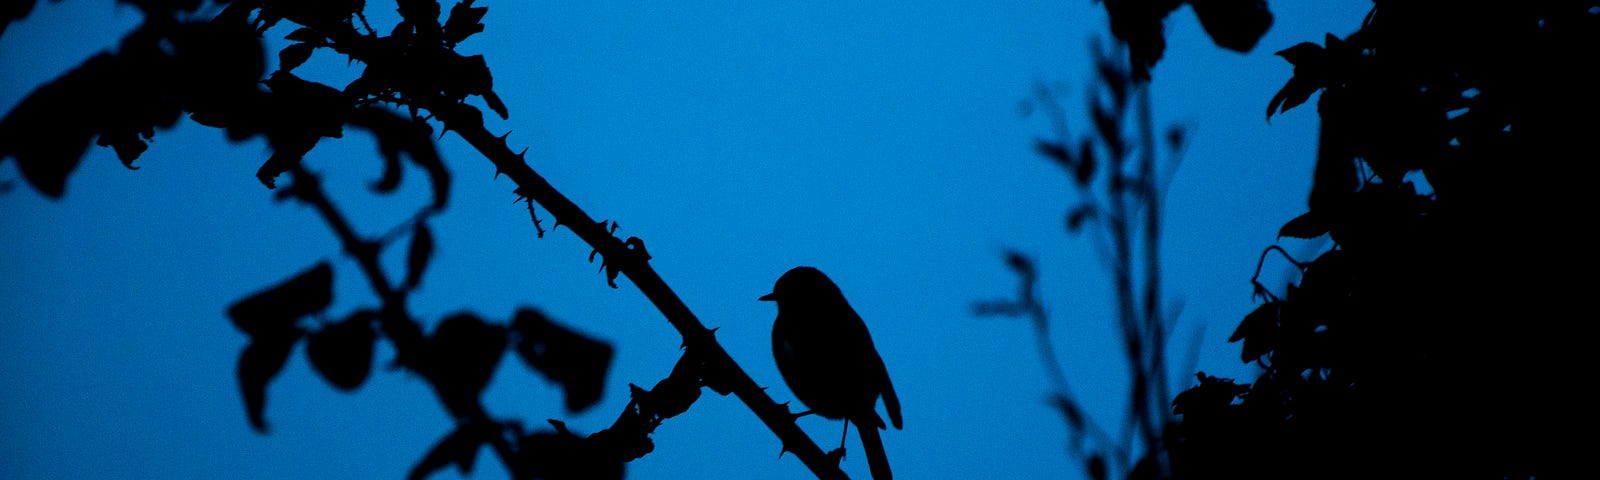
306 310 377 391
1092 99 1122 158
1035 139 1074 169
1075 139 1096 186
513 308 615 412
278 43 315 73
1066 204 1096 232
227 262 334 338
403 222 434 291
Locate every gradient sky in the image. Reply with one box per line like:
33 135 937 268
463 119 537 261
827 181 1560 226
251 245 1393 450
2 1 1370 479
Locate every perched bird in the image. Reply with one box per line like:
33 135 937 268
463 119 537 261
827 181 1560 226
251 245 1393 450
761 266 902 480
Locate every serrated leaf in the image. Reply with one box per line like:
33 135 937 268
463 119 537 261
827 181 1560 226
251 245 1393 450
442 2 488 45
227 262 334 338
403 222 434 291
306 310 377 391
513 308 615 412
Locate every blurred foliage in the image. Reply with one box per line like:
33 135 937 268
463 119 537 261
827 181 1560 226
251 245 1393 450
980 2 1272 480
1169 2 1598 479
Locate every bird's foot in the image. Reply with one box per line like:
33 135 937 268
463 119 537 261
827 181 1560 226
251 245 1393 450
825 447 846 465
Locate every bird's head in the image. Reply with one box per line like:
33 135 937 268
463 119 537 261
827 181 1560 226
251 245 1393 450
758 266 841 303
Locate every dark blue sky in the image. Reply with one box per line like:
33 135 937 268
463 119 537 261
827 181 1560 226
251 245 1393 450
2 1 1369 478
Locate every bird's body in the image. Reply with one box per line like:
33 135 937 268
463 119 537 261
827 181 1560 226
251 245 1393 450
762 267 901 480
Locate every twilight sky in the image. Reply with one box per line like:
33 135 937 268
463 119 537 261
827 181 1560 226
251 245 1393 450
2 1 1369 479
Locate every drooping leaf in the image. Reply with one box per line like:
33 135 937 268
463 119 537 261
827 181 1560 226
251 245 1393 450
306 310 377 391
408 421 497 480
403 221 435 291
424 313 508 416
512 308 615 412
238 330 303 433
1189 0 1274 53
227 262 334 338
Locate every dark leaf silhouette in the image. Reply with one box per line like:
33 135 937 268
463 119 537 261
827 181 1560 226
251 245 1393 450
238 328 303 433
513 421 625 480
512 308 615 412
255 72 351 188
1188 0 1273 53
1265 40 1330 120
1066 205 1096 232
1036 139 1074 170
227 262 334 338
1170 373 1245 417
306 310 377 391
634 352 704 420
1 0 39 37
403 222 435 291
423 313 507 417
345 106 450 209
278 43 315 73
283 27 323 43
442 0 488 46
0 54 106 197
1086 455 1108 480
1277 211 1328 239
1074 138 1096 186
1230 301 1278 364
408 421 497 480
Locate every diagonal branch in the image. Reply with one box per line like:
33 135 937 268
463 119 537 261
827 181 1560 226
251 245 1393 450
423 101 847 479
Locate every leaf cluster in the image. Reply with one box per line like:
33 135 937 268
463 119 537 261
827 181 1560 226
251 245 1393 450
1170 3 1599 479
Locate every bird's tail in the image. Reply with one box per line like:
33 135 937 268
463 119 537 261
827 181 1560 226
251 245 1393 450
856 420 892 480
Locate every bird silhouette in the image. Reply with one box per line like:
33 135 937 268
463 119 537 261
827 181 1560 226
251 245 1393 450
761 266 901 480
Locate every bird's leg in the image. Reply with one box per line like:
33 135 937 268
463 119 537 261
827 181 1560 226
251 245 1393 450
838 418 851 450
821 418 850 464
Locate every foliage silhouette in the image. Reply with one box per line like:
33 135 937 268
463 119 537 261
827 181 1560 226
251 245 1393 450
978 2 1270 479
3 1 853 478
1169 2 1597 479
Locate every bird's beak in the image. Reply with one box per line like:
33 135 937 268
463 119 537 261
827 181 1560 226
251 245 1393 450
758 292 776 301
